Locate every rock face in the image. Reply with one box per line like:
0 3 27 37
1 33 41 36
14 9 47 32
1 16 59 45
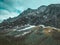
0 4 60 45
44 4 60 28
0 4 60 29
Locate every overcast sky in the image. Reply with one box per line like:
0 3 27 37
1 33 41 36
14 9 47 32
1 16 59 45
0 0 60 22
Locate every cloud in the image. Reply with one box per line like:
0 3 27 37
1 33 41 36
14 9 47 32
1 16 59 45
0 0 60 23
0 9 18 20
0 0 21 22
0 0 60 12
0 1 21 12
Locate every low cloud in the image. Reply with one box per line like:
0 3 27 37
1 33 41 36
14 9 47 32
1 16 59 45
0 9 18 20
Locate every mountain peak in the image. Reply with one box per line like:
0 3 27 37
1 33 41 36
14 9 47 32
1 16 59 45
48 4 60 7
27 8 32 10
37 5 47 12
38 5 47 9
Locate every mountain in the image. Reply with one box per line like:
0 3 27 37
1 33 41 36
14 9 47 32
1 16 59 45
43 4 60 28
0 4 60 30
0 4 60 45
0 25 60 45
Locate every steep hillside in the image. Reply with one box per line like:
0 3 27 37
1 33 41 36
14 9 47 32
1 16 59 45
0 4 60 30
0 25 60 45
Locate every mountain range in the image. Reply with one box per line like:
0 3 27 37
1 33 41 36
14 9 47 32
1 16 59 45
0 4 60 29
0 4 60 45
